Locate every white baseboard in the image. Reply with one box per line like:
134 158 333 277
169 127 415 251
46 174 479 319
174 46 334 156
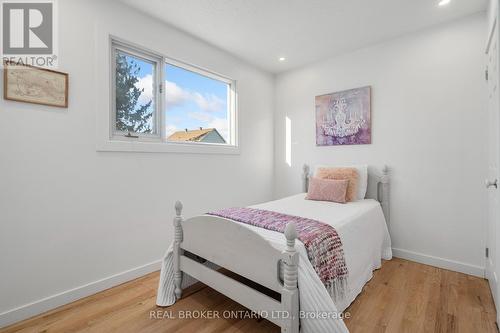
0 250 486 329
392 248 485 278
0 259 162 329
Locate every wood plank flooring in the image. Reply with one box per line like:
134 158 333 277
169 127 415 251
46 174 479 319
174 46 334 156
1 258 497 333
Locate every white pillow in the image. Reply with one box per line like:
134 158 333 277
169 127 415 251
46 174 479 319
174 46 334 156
314 164 368 200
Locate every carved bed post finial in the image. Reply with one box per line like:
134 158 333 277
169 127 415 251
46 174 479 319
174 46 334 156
302 164 309 175
173 201 184 300
282 222 299 333
303 164 310 193
382 165 389 178
175 200 183 217
283 222 298 291
285 222 298 253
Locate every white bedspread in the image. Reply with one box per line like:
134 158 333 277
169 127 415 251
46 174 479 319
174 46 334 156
157 194 392 333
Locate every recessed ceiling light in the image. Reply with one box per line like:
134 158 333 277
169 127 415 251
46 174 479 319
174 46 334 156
279 57 286 62
438 0 451 6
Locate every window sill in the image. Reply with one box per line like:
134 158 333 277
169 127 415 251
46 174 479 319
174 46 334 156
96 139 240 155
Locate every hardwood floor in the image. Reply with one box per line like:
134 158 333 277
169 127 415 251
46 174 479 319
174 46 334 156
1 258 497 333
344 259 497 333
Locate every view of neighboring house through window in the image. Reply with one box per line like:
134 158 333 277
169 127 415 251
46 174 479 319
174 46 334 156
111 39 235 147
165 63 230 144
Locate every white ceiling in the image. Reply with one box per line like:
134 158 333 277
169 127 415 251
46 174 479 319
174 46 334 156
120 0 488 73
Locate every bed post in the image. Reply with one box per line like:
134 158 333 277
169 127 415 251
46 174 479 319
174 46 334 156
173 201 184 300
303 164 310 193
281 222 299 333
380 166 390 225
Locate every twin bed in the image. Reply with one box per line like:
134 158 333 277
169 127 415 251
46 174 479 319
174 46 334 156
156 165 392 333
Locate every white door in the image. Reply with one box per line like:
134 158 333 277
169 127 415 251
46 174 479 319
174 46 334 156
486 16 500 318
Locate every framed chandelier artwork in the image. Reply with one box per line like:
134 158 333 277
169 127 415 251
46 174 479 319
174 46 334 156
315 86 371 146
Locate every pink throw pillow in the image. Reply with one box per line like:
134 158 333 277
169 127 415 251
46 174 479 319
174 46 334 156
306 177 349 203
315 167 359 202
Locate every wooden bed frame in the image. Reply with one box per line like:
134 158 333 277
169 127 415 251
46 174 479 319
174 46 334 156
172 165 390 333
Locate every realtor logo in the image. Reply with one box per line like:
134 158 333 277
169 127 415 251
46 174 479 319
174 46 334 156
1 0 58 67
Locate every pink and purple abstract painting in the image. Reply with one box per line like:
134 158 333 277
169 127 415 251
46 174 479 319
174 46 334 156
315 86 371 146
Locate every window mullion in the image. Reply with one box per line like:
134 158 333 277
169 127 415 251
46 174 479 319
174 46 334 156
158 57 165 142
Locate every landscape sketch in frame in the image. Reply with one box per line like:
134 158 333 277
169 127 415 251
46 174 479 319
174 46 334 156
3 61 68 108
315 86 371 146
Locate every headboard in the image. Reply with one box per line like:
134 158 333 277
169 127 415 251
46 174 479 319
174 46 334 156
302 164 390 225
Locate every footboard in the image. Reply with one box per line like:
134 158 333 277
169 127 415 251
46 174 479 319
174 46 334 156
172 201 299 333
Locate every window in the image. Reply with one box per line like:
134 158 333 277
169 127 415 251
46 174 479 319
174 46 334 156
113 47 159 137
165 63 231 145
109 39 237 151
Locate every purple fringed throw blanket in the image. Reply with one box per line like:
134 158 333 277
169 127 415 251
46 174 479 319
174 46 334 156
207 207 348 302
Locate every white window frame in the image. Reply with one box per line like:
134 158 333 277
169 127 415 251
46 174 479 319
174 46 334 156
97 35 239 154
111 41 163 140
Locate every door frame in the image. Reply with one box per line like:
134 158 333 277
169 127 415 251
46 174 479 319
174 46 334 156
485 5 500 323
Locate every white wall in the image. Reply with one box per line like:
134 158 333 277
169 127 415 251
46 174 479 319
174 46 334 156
0 0 274 325
0 2 489 327
274 14 487 275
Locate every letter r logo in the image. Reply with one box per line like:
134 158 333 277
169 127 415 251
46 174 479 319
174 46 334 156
2 2 53 54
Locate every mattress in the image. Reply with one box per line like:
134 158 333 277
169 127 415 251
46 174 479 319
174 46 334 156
251 193 392 312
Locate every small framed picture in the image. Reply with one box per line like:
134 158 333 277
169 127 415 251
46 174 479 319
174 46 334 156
3 61 68 108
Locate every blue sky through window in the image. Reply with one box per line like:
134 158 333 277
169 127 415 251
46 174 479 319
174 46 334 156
125 56 230 142
164 64 229 141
